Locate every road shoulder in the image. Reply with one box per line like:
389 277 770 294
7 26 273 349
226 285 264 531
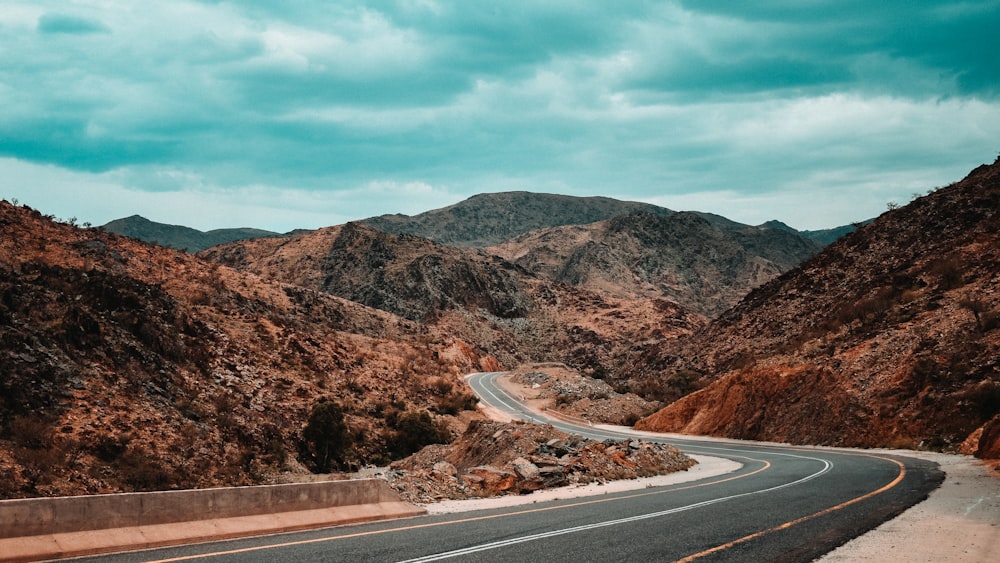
817 451 999 562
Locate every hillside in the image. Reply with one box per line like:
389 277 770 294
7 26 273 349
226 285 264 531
202 222 705 377
0 201 498 498
489 211 821 316
634 158 1000 459
102 215 283 252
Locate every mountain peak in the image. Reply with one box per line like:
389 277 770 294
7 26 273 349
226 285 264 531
362 192 675 247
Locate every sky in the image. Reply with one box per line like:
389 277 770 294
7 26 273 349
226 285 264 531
1 1 998 232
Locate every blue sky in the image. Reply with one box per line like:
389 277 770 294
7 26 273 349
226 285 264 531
2 1 998 232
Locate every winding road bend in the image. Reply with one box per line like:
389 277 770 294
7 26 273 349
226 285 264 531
75 372 943 563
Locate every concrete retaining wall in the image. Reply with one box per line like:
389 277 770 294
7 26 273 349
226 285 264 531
0 479 424 562
0 478 400 538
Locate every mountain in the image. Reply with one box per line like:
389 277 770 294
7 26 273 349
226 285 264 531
201 222 534 323
490 211 822 316
201 222 705 376
362 191 676 247
103 193 857 259
633 158 1000 459
0 201 499 498
101 215 283 252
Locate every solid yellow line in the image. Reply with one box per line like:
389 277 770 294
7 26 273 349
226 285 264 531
141 458 772 563
674 455 907 563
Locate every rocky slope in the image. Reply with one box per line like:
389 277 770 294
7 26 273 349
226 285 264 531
0 201 496 499
201 222 533 323
490 211 821 316
507 364 663 426
202 222 705 376
635 158 1000 459
102 215 284 252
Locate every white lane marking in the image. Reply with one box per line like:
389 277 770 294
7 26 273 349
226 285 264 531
398 458 833 562
408 373 837 563
470 372 545 424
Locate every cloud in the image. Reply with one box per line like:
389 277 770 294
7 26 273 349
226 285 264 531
1 1 998 233
37 13 110 35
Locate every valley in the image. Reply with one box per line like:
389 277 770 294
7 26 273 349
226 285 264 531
1 159 999 505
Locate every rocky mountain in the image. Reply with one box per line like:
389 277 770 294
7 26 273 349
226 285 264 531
104 194 838 319
0 201 501 498
633 158 1000 459
761 219 864 246
489 211 822 316
202 222 705 376
362 191 676 247
102 215 284 252
201 222 533 323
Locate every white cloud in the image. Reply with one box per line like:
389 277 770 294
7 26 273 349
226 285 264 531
1 1 997 235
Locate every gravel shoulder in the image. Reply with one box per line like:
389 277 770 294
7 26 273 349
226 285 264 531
817 451 1000 562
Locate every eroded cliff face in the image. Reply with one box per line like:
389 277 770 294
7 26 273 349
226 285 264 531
637 159 1000 459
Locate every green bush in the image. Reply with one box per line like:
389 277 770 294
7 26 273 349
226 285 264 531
302 400 352 473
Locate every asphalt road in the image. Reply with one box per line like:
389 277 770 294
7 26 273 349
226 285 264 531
73 372 943 563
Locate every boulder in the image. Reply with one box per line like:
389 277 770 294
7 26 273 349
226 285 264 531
511 457 541 480
468 466 518 493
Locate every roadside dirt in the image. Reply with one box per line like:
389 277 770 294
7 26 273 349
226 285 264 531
818 451 1000 562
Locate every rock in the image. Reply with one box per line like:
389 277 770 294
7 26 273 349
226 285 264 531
511 457 540 480
433 461 458 477
468 465 518 493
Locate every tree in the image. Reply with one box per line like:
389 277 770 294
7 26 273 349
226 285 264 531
302 400 351 473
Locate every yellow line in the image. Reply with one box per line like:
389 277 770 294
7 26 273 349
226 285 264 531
141 458 771 563
675 455 907 563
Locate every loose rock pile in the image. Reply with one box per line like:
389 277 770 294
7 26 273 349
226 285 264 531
383 420 695 504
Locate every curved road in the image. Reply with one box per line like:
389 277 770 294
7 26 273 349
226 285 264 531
76 372 943 563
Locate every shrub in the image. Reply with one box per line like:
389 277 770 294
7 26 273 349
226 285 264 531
928 256 965 290
7 416 53 449
116 446 173 491
387 411 449 459
967 381 1000 419
302 400 352 473
434 391 477 415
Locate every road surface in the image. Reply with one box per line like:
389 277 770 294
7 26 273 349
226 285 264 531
72 372 942 562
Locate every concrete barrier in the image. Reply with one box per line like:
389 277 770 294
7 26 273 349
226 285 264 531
0 479 425 562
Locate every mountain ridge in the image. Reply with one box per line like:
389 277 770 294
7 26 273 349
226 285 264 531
489 210 822 316
101 215 286 252
102 191 858 252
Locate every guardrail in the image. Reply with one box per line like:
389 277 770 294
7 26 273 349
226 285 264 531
0 479 424 562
